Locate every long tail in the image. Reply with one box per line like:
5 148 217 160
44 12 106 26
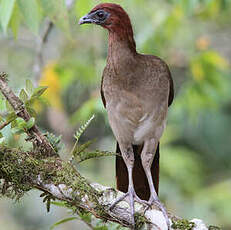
116 142 160 201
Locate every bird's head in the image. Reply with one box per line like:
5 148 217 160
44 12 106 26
78 3 132 33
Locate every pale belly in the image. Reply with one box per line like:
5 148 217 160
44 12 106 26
133 113 166 144
106 99 168 145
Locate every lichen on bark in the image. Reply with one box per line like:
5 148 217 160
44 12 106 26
171 219 195 230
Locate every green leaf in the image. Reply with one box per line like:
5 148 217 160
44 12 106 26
0 132 3 138
19 89 29 102
9 2 21 38
0 0 16 34
25 98 36 107
26 106 37 117
16 117 27 130
26 79 34 95
75 150 116 164
40 0 70 35
17 0 41 34
79 212 92 224
94 227 108 230
6 112 17 122
47 197 51 212
32 86 48 98
26 117 35 129
74 115 95 142
72 140 94 157
45 132 64 153
50 201 67 207
50 217 78 230
16 117 26 123
11 119 17 128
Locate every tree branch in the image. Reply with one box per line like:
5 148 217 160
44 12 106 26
0 72 55 156
0 146 171 230
0 119 13 130
0 75 213 230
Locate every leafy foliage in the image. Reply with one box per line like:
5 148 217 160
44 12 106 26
0 80 49 137
74 150 116 164
74 114 95 143
69 115 117 164
50 217 78 230
40 191 56 212
11 117 35 134
0 0 70 36
45 132 64 153
17 0 41 34
0 0 15 34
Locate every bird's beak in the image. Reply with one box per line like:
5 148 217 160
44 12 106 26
78 13 94 25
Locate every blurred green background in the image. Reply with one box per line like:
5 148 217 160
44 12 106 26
0 0 231 229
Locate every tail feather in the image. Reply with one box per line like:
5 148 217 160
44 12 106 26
116 142 160 201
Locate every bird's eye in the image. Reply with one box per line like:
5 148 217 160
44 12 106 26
96 11 105 19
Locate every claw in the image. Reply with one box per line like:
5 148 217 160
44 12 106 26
109 188 149 226
144 196 171 230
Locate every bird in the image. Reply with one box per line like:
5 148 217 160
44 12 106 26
79 3 174 229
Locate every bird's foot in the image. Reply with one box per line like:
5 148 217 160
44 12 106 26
145 196 171 230
109 187 148 226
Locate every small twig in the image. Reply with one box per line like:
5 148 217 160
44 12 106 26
0 72 55 156
33 20 54 84
41 21 53 44
0 120 13 130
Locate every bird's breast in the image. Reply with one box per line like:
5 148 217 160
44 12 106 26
105 89 168 144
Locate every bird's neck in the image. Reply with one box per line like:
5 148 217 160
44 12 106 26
107 29 137 73
107 28 137 62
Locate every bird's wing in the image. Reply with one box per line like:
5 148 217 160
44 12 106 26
167 67 174 107
100 68 106 108
100 84 106 108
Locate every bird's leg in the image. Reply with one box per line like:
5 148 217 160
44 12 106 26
109 144 146 225
141 139 171 230
145 167 171 229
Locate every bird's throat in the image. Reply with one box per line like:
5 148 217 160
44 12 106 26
108 27 136 51
107 29 137 71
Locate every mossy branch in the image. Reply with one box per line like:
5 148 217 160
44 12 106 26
0 146 149 229
0 146 215 230
0 74 217 230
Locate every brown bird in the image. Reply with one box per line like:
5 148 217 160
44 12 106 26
79 3 174 229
